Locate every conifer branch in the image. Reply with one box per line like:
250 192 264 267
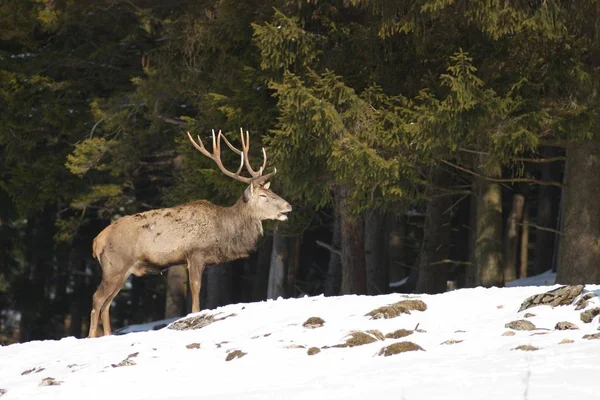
441 160 565 188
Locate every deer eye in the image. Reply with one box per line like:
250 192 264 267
260 194 268 198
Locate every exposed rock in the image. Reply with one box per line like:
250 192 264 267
0 389 6 397
366 299 427 319
169 312 236 331
513 345 539 351
286 344 306 349
39 377 62 386
303 317 325 329
225 350 247 361
559 339 574 344
575 292 597 310
441 339 463 345
580 307 600 323
555 321 579 330
111 358 136 368
307 347 321 356
186 343 201 349
21 367 44 375
378 341 424 356
502 331 516 336
505 320 536 331
582 333 600 340
518 285 584 312
523 313 536 318
385 329 413 339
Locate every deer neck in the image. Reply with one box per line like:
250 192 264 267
214 199 264 258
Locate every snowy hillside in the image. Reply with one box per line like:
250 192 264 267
2 279 600 400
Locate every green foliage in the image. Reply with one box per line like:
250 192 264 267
252 8 322 72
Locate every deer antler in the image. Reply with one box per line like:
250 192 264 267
187 129 276 184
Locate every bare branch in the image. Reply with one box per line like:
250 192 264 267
441 160 565 188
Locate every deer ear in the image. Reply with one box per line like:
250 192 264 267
243 183 253 202
263 182 271 190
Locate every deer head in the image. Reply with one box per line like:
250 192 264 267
187 128 292 221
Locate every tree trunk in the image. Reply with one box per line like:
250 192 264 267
534 147 562 275
473 157 504 287
416 170 452 294
454 193 472 289
252 235 273 301
268 225 288 299
286 236 301 297
503 194 525 283
205 263 233 309
324 199 342 297
557 142 600 284
164 265 188 318
520 206 529 279
387 212 406 286
339 185 367 295
465 177 478 288
365 209 388 295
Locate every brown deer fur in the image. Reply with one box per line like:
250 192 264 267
88 129 292 338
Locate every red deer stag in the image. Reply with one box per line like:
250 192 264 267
88 128 292 338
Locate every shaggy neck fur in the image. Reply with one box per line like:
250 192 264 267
215 196 263 262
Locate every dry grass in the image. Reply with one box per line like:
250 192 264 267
225 350 247 361
385 329 413 339
582 333 600 340
366 299 427 320
559 339 574 344
307 347 321 356
378 341 424 356
303 317 325 329
338 330 385 347
513 345 539 351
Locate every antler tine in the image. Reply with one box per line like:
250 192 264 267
219 133 243 155
187 130 253 184
217 130 245 176
239 127 270 178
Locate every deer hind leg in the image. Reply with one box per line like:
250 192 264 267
187 258 206 314
89 279 116 338
100 273 131 336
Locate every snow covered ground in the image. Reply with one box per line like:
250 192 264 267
2 272 600 400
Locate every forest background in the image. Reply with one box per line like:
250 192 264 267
1 0 599 343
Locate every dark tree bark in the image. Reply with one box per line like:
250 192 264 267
520 206 529 279
164 265 188 318
473 156 504 287
387 212 406 286
324 199 342 296
534 147 562 275
465 176 479 288
416 170 452 294
252 235 273 301
365 209 388 295
454 194 472 289
338 185 367 295
503 194 525 283
286 236 301 297
268 225 288 299
557 142 600 284
205 263 233 309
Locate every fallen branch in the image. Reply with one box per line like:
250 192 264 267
316 240 342 257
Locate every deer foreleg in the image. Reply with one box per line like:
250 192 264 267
187 258 205 314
